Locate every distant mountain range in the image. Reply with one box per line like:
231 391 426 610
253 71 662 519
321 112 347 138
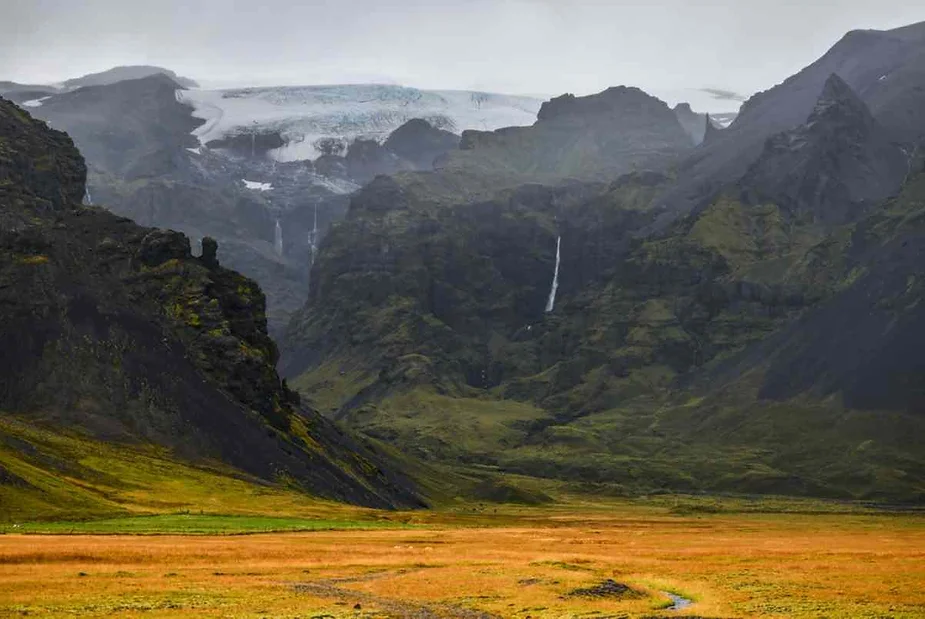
4 20 924 514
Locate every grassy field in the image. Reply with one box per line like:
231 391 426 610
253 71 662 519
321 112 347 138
0 514 410 535
1 504 923 618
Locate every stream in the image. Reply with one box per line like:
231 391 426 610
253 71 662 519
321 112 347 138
662 591 693 611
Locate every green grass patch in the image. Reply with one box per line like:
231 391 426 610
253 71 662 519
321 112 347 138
0 513 411 535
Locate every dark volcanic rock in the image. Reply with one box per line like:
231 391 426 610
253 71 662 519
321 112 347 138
0 97 422 509
206 130 286 159
344 138 411 183
383 118 460 170
0 100 86 214
740 74 908 225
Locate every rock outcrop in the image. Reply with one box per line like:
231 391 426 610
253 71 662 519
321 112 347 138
740 74 908 225
384 118 460 170
673 102 708 145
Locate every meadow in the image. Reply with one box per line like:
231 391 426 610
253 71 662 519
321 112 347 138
1 502 923 619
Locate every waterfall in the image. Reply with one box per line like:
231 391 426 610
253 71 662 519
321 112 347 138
307 203 319 293
274 219 284 256
545 235 561 313
84 186 93 206
310 203 319 263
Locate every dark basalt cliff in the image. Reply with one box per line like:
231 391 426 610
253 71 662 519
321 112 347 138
0 97 422 509
740 74 908 225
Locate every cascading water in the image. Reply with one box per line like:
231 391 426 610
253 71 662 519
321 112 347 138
274 218 284 256
545 235 561 313
84 186 93 206
307 203 319 293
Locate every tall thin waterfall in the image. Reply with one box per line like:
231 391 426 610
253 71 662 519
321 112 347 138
274 219 284 256
545 235 561 313
84 186 93 206
307 203 319 293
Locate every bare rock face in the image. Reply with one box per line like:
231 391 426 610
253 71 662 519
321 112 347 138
0 98 86 214
383 118 460 170
740 74 908 225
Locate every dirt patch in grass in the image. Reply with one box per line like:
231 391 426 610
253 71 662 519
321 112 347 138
567 579 646 600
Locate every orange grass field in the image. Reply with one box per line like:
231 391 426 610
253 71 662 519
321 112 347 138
1 507 924 619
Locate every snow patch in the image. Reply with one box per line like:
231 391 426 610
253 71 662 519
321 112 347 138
22 96 52 108
242 179 273 191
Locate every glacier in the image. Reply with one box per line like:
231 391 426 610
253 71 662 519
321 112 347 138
178 84 543 162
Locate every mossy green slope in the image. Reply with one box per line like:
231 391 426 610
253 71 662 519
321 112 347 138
284 158 925 502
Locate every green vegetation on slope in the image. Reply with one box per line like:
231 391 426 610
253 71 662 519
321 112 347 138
0 514 405 535
0 416 393 522
285 166 925 503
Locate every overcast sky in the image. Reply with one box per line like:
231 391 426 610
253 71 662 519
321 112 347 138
4 0 924 110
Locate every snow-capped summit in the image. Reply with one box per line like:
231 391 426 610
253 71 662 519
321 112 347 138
178 84 542 162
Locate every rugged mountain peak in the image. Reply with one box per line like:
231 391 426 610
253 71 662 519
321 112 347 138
740 74 907 225
674 102 708 145
0 96 86 215
809 73 875 129
537 86 674 123
703 113 724 144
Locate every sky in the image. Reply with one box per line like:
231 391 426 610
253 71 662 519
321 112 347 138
3 0 925 111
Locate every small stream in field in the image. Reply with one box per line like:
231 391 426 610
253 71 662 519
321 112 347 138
662 591 693 611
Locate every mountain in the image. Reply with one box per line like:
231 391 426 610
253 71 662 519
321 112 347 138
445 86 693 183
20 75 544 334
655 21 925 223
739 74 909 226
281 24 925 502
61 65 199 90
0 97 422 511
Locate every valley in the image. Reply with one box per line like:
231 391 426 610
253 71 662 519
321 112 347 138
1 502 922 618
2 8 925 619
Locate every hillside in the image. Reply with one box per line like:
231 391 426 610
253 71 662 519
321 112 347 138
0 97 423 514
655 21 925 223
281 29 925 502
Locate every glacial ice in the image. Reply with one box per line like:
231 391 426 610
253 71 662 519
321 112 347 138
178 84 542 162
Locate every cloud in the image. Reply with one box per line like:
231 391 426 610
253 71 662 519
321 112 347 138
2 0 923 107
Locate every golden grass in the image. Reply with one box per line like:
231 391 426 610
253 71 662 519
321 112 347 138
1 507 923 618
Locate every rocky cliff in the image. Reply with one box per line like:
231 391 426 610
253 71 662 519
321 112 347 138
0 97 422 509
